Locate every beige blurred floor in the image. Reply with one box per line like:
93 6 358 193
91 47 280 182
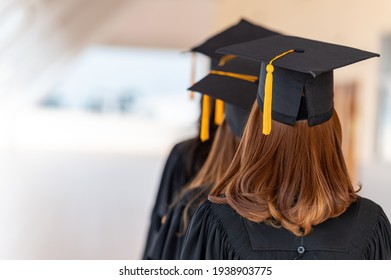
0 149 164 259
0 100 196 259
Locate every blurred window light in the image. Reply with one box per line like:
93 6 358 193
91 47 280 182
40 45 208 126
0 4 27 47
378 35 391 161
29 45 209 154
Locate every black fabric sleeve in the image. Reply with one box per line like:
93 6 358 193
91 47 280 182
351 198 391 260
142 143 190 259
146 201 184 260
147 187 209 260
180 200 231 260
142 136 214 259
369 206 391 260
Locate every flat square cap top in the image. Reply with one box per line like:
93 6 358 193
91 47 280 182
189 57 260 138
190 19 279 59
217 35 379 77
188 57 259 109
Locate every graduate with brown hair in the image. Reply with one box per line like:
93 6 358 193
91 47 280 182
146 57 260 259
142 19 278 259
181 35 391 260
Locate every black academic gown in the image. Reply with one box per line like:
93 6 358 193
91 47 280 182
146 186 208 260
181 197 391 260
142 138 211 259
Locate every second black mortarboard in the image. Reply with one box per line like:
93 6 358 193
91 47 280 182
188 57 260 137
190 18 279 68
217 35 380 134
188 19 278 140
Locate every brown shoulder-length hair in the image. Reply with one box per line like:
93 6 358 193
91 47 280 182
174 120 240 231
186 120 240 190
209 103 359 236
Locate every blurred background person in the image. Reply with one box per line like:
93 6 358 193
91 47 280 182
146 56 261 259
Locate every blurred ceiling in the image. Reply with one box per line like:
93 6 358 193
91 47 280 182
0 0 216 100
0 0 129 100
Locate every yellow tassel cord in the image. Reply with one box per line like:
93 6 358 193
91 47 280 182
218 54 236 66
200 95 211 141
197 56 236 139
210 70 258 83
263 64 274 135
189 53 197 100
262 49 295 135
214 99 224 125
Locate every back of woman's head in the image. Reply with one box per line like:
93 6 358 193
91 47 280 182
186 119 240 190
183 98 219 178
210 103 358 236
175 119 240 233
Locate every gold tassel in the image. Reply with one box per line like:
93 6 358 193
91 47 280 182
262 49 296 135
214 99 224 125
262 64 274 135
200 95 211 141
189 53 196 100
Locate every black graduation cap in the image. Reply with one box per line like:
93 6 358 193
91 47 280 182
216 35 380 134
187 19 278 136
188 57 260 137
189 19 279 67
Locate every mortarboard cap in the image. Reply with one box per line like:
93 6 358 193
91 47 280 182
190 19 279 67
189 57 260 137
188 19 278 139
216 35 379 134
